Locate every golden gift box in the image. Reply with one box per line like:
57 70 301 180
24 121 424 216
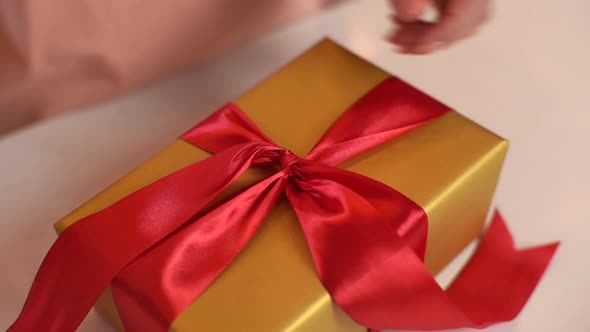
54 39 507 332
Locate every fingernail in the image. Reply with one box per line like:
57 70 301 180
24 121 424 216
395 45 413 54
397 4 423 22
430 41 445 51
408 43 433 54
410 41 445 54
389 33 402 44
406 4 423 17
384 31 397 43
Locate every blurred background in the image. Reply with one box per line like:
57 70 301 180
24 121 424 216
1 0 588 331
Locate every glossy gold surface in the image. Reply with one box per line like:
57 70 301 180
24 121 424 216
55 39 507 332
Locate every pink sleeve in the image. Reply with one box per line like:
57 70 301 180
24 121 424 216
0 0 337 133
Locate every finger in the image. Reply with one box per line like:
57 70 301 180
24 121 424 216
426 0 492 43
389 22 447 54
389 0 431 22
391 0 491 54
389 21 432 45
389 21 447 52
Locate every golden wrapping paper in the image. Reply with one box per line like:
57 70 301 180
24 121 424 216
54 39 508 332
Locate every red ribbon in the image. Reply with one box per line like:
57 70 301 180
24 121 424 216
9 77 558 332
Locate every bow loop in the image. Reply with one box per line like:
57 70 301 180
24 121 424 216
183 103 277 154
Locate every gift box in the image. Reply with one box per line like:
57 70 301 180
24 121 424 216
48 39 509 331
11 38 557 332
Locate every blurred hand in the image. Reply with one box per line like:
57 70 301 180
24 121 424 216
388 0 491 54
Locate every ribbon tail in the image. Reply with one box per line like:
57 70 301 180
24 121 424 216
8 143 265 332
111 173 287 331
446 211 559 325
359 211 559 331
288 162 558 331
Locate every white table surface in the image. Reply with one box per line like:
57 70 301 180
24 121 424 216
1 1 588 331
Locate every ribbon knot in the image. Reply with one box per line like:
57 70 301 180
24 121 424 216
277 149 302 169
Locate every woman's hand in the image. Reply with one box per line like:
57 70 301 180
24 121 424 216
388 0 492 54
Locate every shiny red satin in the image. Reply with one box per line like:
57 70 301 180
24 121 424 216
9 77 558 332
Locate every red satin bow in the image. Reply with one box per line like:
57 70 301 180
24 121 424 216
9 77 558 332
